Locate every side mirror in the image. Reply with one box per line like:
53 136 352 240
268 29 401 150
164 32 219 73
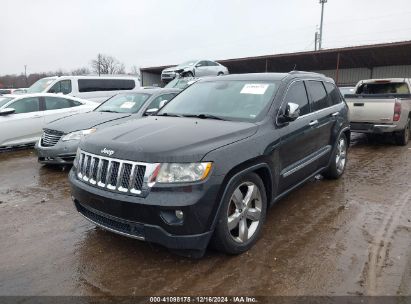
0 108 15 116
278 102 300 123
195 63 202 68
159 100 168 108
144 108 158 116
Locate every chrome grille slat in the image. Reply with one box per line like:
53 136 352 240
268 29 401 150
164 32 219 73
41 129 64 147
76 150 156 196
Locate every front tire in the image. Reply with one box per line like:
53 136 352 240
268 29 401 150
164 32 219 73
211 173 267 254
183 71 194 78
323 133 348 179
394 118 410 146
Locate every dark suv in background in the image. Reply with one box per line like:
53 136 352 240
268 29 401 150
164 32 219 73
69 72 350 258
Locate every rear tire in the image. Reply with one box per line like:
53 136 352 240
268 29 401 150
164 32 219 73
323 133 348 179
211 173 267 255
394 118 410 146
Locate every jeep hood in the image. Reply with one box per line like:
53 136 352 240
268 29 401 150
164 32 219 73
46 112 134 133
80 116 258 163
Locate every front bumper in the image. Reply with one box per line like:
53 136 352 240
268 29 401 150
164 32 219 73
350 122 398 134
35 139 79 164
69 169 224 251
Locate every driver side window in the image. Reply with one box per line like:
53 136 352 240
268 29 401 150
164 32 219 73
284 81 310 116
10 97 40 114
196 61 207 67
48 80 72 94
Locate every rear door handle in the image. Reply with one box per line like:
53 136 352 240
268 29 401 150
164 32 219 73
33 115 42 118
331 112 339 117
308 120 319 126
353 103 364 106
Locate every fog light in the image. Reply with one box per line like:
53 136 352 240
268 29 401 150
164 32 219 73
175 210 184 220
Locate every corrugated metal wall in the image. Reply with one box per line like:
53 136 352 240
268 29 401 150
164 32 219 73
372 65 411 78
141 65 411 87
141 72 161 87
313 68 371 86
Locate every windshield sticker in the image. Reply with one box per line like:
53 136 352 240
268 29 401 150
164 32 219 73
120 101 135 109
241 84 269 95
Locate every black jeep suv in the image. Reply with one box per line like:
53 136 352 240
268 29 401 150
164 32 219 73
69 72 350 257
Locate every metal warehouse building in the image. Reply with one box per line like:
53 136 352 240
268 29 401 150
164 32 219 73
140 40 411 87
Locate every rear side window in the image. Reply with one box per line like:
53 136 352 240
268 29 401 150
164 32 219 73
356 82 410 94
306 81 329 111
10 97 40 114
45 97 79 110
48 80 72 94
324 82 342 105
78 79 136 93
284 81 310 116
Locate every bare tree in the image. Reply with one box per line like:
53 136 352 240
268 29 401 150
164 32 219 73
91 54 125 75
129 65 141 80
71 67 90 75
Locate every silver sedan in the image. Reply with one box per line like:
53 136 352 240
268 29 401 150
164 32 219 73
161 60 228 82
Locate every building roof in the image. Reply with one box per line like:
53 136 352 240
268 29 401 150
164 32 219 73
141 40 411 74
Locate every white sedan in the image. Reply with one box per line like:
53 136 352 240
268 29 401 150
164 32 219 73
0 93 98 148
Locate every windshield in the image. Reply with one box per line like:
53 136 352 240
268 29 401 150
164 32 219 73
27 78 56 93
0 97 14 108
165 77 198 89
158 80 280 122
95 93 151 113
176 60 197 68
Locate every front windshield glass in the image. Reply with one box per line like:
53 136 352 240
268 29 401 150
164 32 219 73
0 97 14 108
96 93 151 113
176 60 196 68
158 80 280 122
165 77 198 89
27 78 56 93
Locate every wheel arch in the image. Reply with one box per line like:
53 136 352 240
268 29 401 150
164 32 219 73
209 158 274 232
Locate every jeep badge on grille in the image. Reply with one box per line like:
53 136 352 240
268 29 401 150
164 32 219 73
101 148 115 156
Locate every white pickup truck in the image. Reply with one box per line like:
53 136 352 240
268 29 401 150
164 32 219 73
345 78 411 145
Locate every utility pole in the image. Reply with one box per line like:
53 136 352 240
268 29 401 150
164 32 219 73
24 65 28 87
318 0 327 50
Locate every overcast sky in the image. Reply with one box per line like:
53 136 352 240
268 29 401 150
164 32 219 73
1 0 411 75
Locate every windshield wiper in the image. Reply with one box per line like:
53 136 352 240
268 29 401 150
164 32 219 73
182 113 227 121
156 113 183 117
98 110 120 113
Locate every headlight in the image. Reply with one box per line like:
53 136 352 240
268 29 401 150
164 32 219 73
62 128 96 141
154 162 212 183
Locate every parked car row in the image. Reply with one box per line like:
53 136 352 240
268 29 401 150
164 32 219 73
3 70 410 258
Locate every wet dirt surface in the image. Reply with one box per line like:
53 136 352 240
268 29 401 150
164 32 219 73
0 134 410 296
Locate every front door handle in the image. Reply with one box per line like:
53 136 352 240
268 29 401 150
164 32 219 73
308 120 319 126
33 115 42 118
331 112 339 117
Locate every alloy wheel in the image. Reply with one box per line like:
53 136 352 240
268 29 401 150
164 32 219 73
227 182 262 243
335 137 347 174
